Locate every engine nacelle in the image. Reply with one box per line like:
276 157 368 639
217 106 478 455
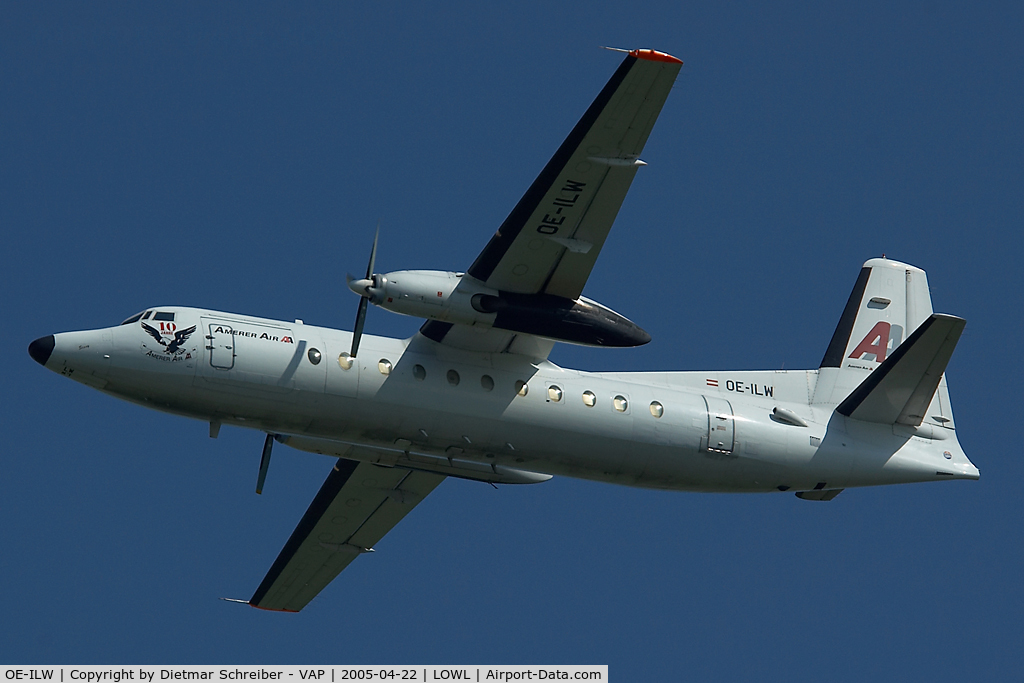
368 270 495 325
471 292 651 348
365 270 650 348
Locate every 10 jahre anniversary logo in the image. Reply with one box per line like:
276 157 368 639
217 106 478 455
141 321 196 363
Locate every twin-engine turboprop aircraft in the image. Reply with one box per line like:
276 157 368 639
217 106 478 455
28 49 977 613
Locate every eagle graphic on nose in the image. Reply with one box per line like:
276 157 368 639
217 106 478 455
141 322 196 355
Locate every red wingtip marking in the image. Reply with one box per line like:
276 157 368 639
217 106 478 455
629 49 683 65
250 604 299 613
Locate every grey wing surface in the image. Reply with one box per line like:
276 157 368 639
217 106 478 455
249 459 444 612
418 320 555 359
466 50 682 299
421 50 681 357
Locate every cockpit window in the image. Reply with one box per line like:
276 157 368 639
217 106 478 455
120 312 145 325
152 311 175 321
141 311 152 320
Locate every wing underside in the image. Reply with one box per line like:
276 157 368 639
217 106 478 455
425 50 681 355
419 319 556 359
249 459 444 612
467 50 681 300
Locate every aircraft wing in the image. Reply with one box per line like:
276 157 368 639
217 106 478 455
419 319 556 359
420 50 680 357
248 459 444 612
466 49 682 299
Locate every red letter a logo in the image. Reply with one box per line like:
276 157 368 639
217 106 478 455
848 321 891 363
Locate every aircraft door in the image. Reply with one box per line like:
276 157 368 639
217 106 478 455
198 318 322 394
205 321 235 369
703 396 735 454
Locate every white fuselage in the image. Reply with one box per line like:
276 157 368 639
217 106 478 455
38 306 979 493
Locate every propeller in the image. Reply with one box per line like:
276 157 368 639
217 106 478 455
346 226 381 359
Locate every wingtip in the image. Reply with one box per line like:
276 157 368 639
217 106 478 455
221 596 298 612
601 46 683 65
629 49 683 65
250 604 300 613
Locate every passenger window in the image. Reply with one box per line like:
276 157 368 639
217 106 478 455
447 369 461 386
413 364 426 380
650 401 664 418
378 359 392 375
547 385 563 402
582 391 596 407
613 395 628 413
338 352 353 370
307 348 322 365
515 380 529 397
480 375 494 391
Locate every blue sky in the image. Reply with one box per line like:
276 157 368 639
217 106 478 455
3 2 1022 677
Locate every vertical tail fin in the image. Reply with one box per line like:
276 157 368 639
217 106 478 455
812 258 957 428
819 257 932 371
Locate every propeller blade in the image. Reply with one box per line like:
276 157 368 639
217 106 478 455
256 433 274 495
349 225 380 359
350 296 369 358
365 226 379 280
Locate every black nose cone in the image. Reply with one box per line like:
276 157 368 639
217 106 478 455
29 335 55 366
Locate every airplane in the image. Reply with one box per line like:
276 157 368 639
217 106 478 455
27 48 978 613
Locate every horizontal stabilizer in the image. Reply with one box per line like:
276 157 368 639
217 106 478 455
836 314 965 426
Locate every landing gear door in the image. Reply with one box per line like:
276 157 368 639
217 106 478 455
703 396 735 454
205 320 235 370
